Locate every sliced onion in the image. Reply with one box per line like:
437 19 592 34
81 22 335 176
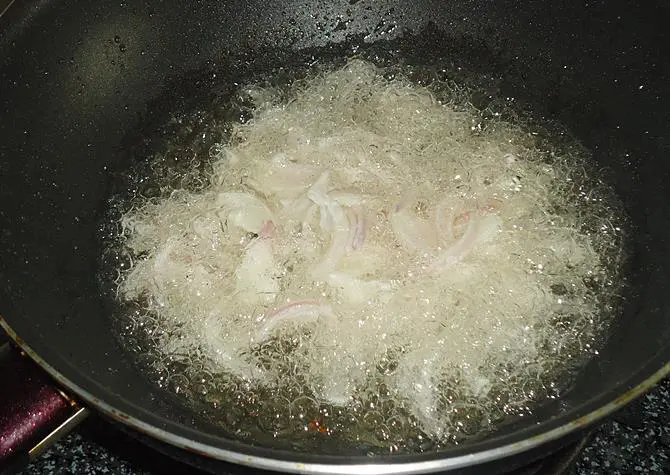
393 350 444 439
250 153 324 197
315 369 357 406
255 301 334 341
235 239 279 304
432 213 503 270
308 172 352 279
307 172 336 231
346 207 366 250
331 191 371 207
434 197 455 242
258 220 277 239
389 202 439 253
311 222 350 280
215 192 274 234
327 272 394 305
201 315 260 381
435 197 503 244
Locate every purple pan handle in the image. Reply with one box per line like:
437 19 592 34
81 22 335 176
0 343 88 474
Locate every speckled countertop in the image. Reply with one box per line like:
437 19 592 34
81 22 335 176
14 377 670 475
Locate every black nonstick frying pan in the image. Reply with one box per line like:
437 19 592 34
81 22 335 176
1 0 669 473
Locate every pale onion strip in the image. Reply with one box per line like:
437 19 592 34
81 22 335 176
258 220 277 239
394 351 445 440
255 301 334 341
345 207 366 251
235 239 279 304
331 191 371 206
215 192 274 234
311 220 350 280
202 315 259 381
327 272 394 305
389 204 439 253
434 197 455 242
278 195 318 233
307 173 338 223
307 172 353 278
431 213 503 271
249 153 324 196
434 217 480 267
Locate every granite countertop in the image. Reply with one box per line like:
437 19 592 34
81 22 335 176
15 378 670 475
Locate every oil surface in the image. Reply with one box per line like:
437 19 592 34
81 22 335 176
99 43 628 455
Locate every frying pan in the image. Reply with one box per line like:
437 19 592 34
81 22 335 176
1 0 669 473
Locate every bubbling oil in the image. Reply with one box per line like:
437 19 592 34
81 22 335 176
101 58 628 454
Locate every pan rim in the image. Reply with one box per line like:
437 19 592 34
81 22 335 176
2 316 669 474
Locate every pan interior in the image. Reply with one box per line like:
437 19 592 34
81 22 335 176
98 40 628 455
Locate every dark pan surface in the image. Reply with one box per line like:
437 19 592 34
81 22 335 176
1 0 669 470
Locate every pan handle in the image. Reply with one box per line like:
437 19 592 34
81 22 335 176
0 343 89 474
